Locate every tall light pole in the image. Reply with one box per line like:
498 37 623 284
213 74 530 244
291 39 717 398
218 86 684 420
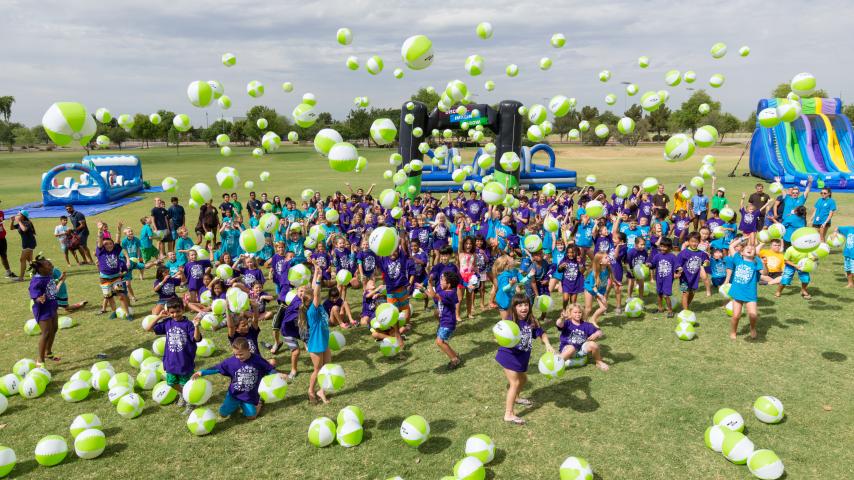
620 81 631 112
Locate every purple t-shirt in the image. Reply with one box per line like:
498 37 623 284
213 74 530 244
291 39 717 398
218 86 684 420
280 296 301 337
432 224 450 249
228 326 260 355
594 236 612 254
323 297 343 314
379 253 409 290
311 251 331 279
437 290 459 329
706 218 724 232
183 260 210 292
152 317 198 375
626 248 648 274
239 268 265 288
673 216 691 237
271 255 291 288
559 320 599 350
648 251 677 286
676 248 709 288
357 250 378 277
465 199 486 221
429 262 460 292
95 245 124 276
407 250 429 280
332 248 356 272
29 274 58 321
739 208 759 234
515 207 531 232
410 226 431 248
361 292 379 320
214 353 275 405
155 276 181 301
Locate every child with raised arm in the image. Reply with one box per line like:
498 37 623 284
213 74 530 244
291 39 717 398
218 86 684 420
556 304 609 371
724 239 765 340
675 232 709 310
304 266 331 404
583 251 611 328
28 256 60 366
146 298 202 414
647 237 677 317
425 270 462 369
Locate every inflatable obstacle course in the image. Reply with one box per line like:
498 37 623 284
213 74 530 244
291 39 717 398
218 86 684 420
41 155 145 206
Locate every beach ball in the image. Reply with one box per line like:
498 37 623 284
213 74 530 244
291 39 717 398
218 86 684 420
710 42 727 58
576 120 589 132
560 456 593 480
791 227 820 252
246 80 264 98
215 166 239 189
638 56 650 68
226 287 250 313
336 27 352 45
152 337 166 356
540 57 553 70
454 457 486 480
313 128 342 157
465 434 495 464
207 80 223 100
183 378 212 405
90 368 113 392
465 54 484 76
336 420 363 448
493 320 521 347
603 93 617 105
676 310 697 325
524 235 543 253
752 395 785 424
704 424 727 452
664 70 681 87
152 381 178 405
790 72 816 96
0 374 19 397
758 108 780 128
370 118 397 145
598 70 611 82
481 182 506 205
95 135 110 148
776 103 798 123
28 367 50 385
748 450 784 480
625 297 644 317
393 68 404 79
594 124 609 139
665 134 695 162
694 125 718 147
709 74 725 88
535 294 553 313
13 359 36 378
293 103 318 128
136 369 159 390
159 176 179 194
615 184 630 198
255 374 287 404
699 164 716 179
19 375 46 399
221 52 236 66
185 408 216 436
117 113 134 130
674 322 696 340
688 177 705 191
546 95 571 118
527 125 545 142
262 131 281 152
641 177 659 193
617 117 635 135
527 104 547 124
722 430 754 464
254 118 269 131
345 56 360 71
327 142 358 172
325 330 346 353
69 370 92 385
767 223 786 239
41 102 97 147
640 91 662 112
476 22 493 39
35 435 67 467
335 406 364 428
318 364 345 393
585 200 605 219
827 232 845 249
128 347 152 369
549 32 567 47
542 215 560 233
187 81 213 107
683 71 697 84
308 417 336 447
173 113 191 132
714 408 745 432
401 35 433 70
484 80 495 91
217 95 232 110
68 414 101 441
796 257 816 273
585 174 597 184
718 207 735 222
633 263 653 281
74 428 105 460
369 227 399 257
624 83 639 96
23 319 40 336
0 446 12 477
698 103 711 114
116 392 144 419
538 353 566 379
108 383 132 405
288 264 311 287
374 303 400 330
379 189 400 209
400 415 430 447
95 107 111 123
379 337 402 357
363 55 384 75
60 379 89 402
505 64 519 77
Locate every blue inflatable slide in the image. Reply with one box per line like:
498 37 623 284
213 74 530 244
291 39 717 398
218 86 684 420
41 155 145 206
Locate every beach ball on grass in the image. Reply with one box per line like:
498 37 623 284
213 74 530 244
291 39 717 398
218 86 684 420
493 320 521 347
674 322 696 340
318 364 345 392
186 408 216 436
74 429 105 459
560 456 593 480
128 348 152 369
401 35 433 70
152 381 178 405
748 450 784 480
455 457 486 480
336 421 363 448
183 378 212 405
116 393 144 419
714 408 745 432
0 374 20 396
676 310 697 325
753 395 784 424
152 337 166 356
14 358 36 377
308 417 336 447
465 434 495 464
722 431 754 464
61 379 90 402
704 425 726 452
136 369 159 390
379 337 402 357
400 415 430 447
625 297 644 317
42 102 97 147
538 353 566 379
19 375 47 399
369 227 399 256
337 405 364 426
24 319 40 336
35 435 67 467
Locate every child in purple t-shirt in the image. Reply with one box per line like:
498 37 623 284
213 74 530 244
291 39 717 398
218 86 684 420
738 193 761 243
556 304 609 371
153 265 184 314
28 256 60 365
194 337 283 421
647 238 677 317
626 237 649 298
147 299 202 414
426 270 462 369
675 232 710 310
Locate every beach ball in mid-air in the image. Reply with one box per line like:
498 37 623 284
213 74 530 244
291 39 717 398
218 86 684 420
694 125 718 147
664 134 695 162
187 81 214 107
327 142 358 172
594 124 609 139
336 27 352 45
476 22 493 39
239 228 265 254
698 103 710 114
42 102 97 147
492 320 521 347
217 95 231 110
246 81 264 98
370 118 397 145
683 71 696 84
709 74 725 88
293 103 317 128
95 107 111 123
538 353 565 379
401 35 433 70
314 128 343 156
465 54 484 76
173 114 191 132
791 227 820 252
641 177 659 193
221 53 236 66
505 64 519 77
640 91 662 112
365 55 384 75
598 70 611 82
710 42 727 58
790 72 816 97
617 117 635 135
758 108 780 128
664 70 681 87
551 33 566 48
638 56 649 68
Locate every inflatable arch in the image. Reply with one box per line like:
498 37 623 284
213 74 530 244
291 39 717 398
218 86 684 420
41 155 145 206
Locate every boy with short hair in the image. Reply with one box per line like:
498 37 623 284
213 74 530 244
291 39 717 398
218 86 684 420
758 239 785 284
425 270 462 369
647 238 677 317
146 298 202 414
54 215 80 265
675 232 709 310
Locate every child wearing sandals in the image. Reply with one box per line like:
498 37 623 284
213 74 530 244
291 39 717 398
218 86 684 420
495 293 554 425
425 270 462 369
556 304 609 372
28 256 61 366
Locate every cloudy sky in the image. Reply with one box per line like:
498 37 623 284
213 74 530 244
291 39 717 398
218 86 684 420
2 0 852 127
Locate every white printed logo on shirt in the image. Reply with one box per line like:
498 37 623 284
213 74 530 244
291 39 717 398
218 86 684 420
234 365 258 392
734 264 754 285
167 326 188 353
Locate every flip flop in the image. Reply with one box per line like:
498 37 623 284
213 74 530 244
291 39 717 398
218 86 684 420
269 342 283 354
504 416 526 425
515 398 533 406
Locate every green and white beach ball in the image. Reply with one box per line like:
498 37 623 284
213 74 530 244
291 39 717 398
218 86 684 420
257 374 288 404
24 319 40 336
318 363 345 392
748 449 784 480
598 70 611 82
41 102 97 147
714 408 745 432
400 415 430 447
0 446 13 477
641 177 659 193
753 395 784 424
262 131 281 152
13 358 35 377
187 81 213 107
329 329 347 352
528 104 547 124
182 378 212 405
117 113 134 130
379 337 402 357
722 430 754 464
694 125 719 147
791 227 820 252
617 117 635 135
90 369 113 392
0 374 19 396
524 234 543 253
465 54 484 76
758 108 780 128
527 125 545 142
292 103 318 128
625 297 644 317
252 147 264 158
719 207 735 222
217 95 232 110
69 414 102 440
493 320 521 347
776 102 799 123
74 429 105 460
207 80 224 99
328 142 359 172
465 434 495 464
215 134 230 147
505 64 519 77
484 80 495 91
604 93 618 106
585 200 605 219
364 55 384 75
374 303 400 330
790 72 816 96
401 35 433 70
626 83 639 96
61 379 90 402
551 33 566 48
35 435 67 467
314 128 343 156
640 91 662 112
710 42 727 58
674 321 696 340
19 375 47 399
699 164 716 179
152 381 178 405
560 456 593 480
683 71 696 84
246 80 264 98
129 347 152 369
538 353 566 379
615 184 630 198
116 392 145 419
226 286 250 312
161 176 178 192
152 337 166 356
195 338 215 358
336 420 363 448
136 369 159 390
308 417 336 447
676 310 697 325
704 424 727 452
454 457 486 480
336 27 352 45
216 166 239 189
594 124 609 139
664 70 681 87
95 107 111 124
665 134 695 162
476 22 493 39
337 405 364 426
369 227 399 256
288 264 311 287
187 408 217 436
379 189 400 209
256 118 268 130
549 95 571 117
767 222 786 239
107 383 131 405
709 74 725 88
370 118 397 145
482 182 506 205
542 182 557 197
638 56 650 68
95 135 110 148
393 68 404 79
797 257 816 274
173 113 191 132
698 103 710 114
578 120 590 132
221 52 236 66
539 56 553 70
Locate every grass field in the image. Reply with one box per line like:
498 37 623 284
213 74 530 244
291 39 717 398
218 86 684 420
0 144 852 479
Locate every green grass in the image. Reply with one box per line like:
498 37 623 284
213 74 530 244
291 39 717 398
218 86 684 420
0 145 851 479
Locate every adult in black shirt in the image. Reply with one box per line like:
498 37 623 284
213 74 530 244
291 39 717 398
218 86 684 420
197 200 219 244
151 197 171 254
11 212 36 280
651 184 670 214
246 191 262 218
167 196 185 240
748 183 771 225
65 204 94 264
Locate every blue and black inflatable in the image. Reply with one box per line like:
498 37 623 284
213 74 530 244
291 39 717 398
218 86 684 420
41 155 145 206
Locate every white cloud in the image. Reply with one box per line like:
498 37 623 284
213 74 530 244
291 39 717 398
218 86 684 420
2 0 853 126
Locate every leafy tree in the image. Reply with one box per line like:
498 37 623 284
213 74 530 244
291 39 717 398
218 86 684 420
0 96 14 123
670 90 721 134
12 126 36 148
743 111 757 133
708 112 742 143
31 125 49 144
155 110 176 143
131 113 159 148
410 88 440 111
0 121 23 151
580 106 599 122
618 106 648 146
552 113 574 141
244 106 282 143
230 120 248 145
646 104 671 141
771 83 828 99
201 119 234 146
107 124 129 150
623 104 644 122
843 105 854 121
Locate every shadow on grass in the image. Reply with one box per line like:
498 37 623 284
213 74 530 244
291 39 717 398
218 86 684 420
418 435 451 454
490 448 508 467
599 344 635 365
377 415 404 431
332 345 376 369
102 441 128 458
526 375 599 415
785 318 807 325
822 351 847 362
2 404 28 415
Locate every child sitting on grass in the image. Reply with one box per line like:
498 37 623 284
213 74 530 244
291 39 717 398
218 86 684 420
556 304 609 371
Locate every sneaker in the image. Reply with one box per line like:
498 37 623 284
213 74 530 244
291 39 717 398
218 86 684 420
5 271 16 278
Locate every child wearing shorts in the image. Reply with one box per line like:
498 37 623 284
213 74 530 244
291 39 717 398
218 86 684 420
147 298 202 414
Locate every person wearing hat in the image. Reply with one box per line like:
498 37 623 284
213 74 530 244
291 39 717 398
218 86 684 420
11 210 37 281
710 176 729 212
